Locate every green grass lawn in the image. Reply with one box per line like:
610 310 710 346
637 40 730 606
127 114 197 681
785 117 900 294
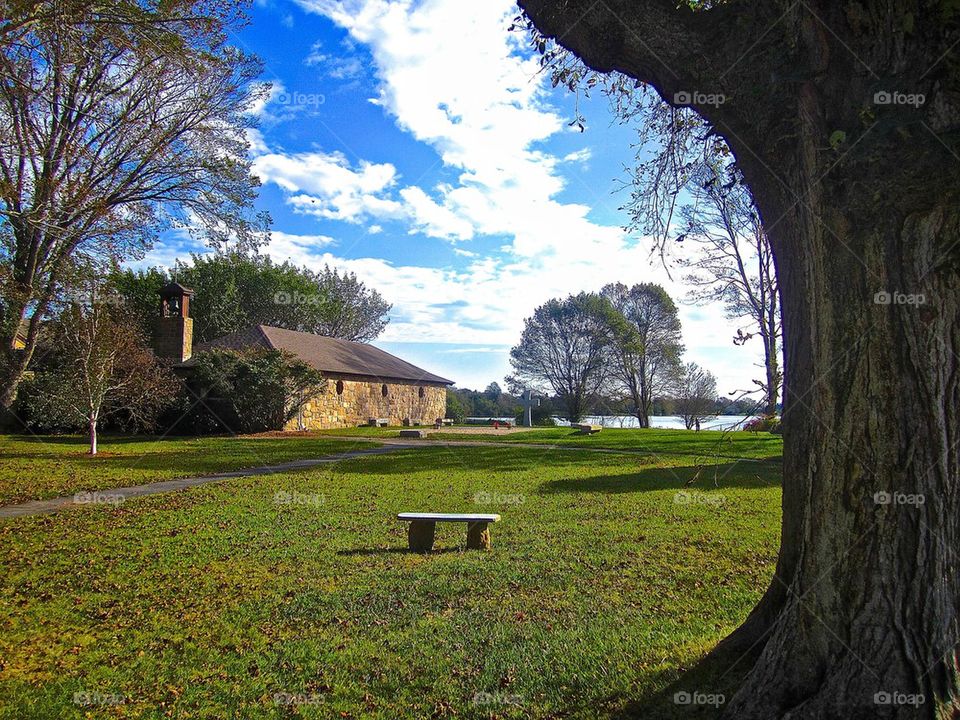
0 434 378 505
0 434 782 719
318 425 783 461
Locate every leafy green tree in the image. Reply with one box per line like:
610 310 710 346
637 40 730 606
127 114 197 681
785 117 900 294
114 253 392 343
180 349 324 434
445 390 467 422
600 283 683 427
673 362 717 430
509 293 611 423
0 0 267 409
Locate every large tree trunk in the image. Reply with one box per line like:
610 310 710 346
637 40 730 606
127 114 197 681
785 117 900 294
0 352 28 410
726 164 960 719
0 296 42 410
628 377 650 427
638 387 651 428
519 1 960 716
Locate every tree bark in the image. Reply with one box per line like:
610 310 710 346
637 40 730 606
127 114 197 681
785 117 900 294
762 326 780 416
0 294 46 410
520 1 960 716
0 354 28 410
626 376 650 427
88 414 98 456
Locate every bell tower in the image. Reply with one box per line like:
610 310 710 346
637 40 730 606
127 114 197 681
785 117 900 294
156 282 195 363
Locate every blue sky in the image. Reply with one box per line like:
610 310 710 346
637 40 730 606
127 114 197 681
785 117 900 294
137 0 770 398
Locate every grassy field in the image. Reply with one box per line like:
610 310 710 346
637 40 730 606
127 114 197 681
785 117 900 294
316 425 783 460
0 433 782 719
0 435 377 505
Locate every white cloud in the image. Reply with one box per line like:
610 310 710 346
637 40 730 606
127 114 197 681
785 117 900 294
245 127 270 156
399 186 474 240
563 148 592 163
267 231 337 259
305 40 326 66
253 151 404 222
245 81 284 119
304 39 364 79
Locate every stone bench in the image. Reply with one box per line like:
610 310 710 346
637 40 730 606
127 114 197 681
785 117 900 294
398 429 426 438
572 423 602 434
397 512 501 552
367 418 389 427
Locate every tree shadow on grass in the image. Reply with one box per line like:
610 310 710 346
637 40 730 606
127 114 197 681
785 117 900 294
1 433 199 447
538 461 782 495
334 447 624 475
0 450 276 474
602 640 760 719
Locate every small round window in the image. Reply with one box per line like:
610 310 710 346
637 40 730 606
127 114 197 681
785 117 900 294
418 387 425 399
381 384 388 397
336 380 344 395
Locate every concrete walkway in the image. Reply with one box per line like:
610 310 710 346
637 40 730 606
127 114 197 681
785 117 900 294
0 445 417 520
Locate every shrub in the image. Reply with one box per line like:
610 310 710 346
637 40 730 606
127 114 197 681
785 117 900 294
169 349 324 434
744 414 780 432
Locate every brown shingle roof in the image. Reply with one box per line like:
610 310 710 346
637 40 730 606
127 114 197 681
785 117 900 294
185 325 453 385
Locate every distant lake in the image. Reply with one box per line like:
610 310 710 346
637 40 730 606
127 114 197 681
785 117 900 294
465 415 755 430
557 415 755 430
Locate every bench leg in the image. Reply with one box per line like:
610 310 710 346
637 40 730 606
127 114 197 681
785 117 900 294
466 522 491 550
408 520 435 552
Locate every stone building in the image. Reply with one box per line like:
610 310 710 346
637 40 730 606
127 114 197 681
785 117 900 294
154 283 453 430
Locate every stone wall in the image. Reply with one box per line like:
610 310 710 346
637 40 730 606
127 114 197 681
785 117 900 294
285 376 447 431
155 316 194 363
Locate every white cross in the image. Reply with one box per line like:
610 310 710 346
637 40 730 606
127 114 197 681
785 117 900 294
519 389 540 427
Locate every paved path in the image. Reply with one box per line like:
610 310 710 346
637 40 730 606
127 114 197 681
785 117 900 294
0 445 416 520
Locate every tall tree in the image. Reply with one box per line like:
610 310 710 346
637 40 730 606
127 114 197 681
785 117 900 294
310 265 391 342
0 0 267 409
509 293 610 423
673 361 717 430
676 163 782 414
26 286 177 454
600 282 683 427
521 1 960 716
114 254 392 343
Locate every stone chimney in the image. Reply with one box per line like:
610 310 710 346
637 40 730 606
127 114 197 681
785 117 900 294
156 282 195 363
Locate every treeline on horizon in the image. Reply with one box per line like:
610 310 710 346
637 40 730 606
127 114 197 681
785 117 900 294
445 383 766 424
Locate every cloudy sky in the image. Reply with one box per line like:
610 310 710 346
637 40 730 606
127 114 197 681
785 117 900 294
138 0 770 398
